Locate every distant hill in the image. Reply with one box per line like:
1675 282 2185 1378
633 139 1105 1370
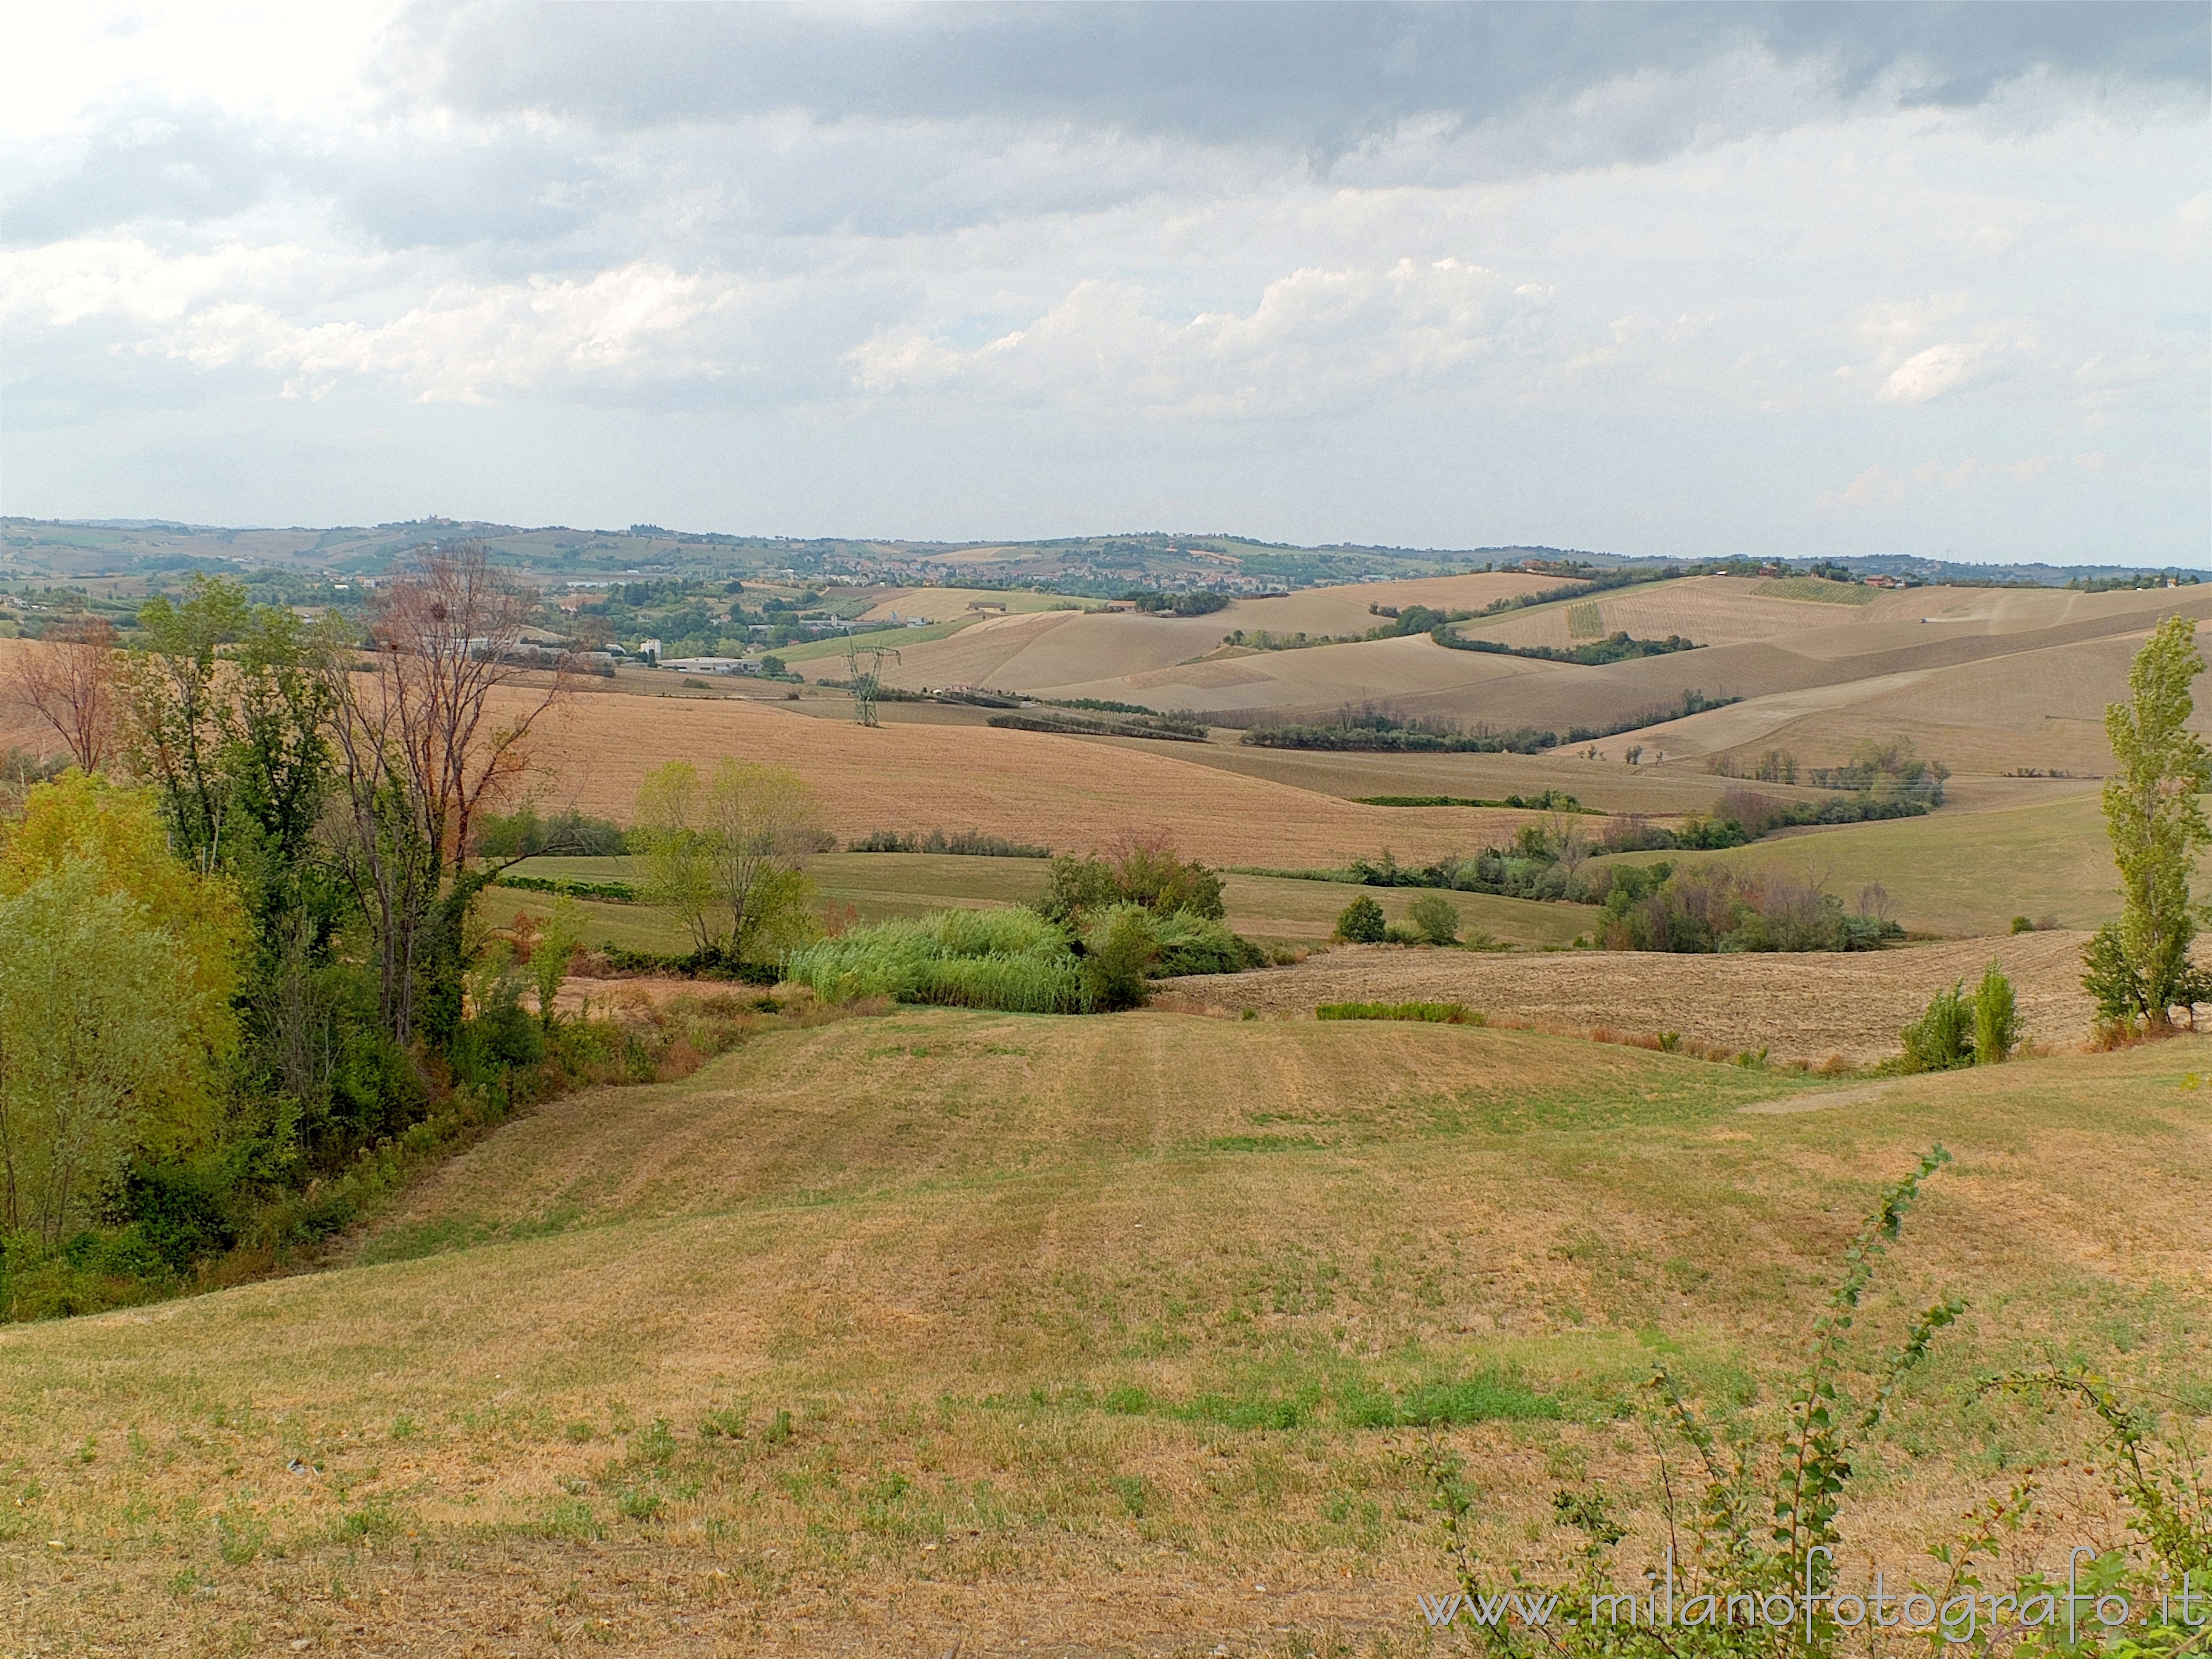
6 516 2197 593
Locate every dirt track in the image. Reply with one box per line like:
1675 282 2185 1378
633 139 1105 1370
1167 929 2103 1066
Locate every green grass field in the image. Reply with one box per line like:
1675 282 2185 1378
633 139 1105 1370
2 1010 2203 1652
494 852 1590 951
1597 792 2130 936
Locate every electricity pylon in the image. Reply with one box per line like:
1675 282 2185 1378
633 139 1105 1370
844 634 900 727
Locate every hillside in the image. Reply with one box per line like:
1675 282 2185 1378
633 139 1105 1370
823 578 2212 771
527 686 1554 866
5 1008 2202 1652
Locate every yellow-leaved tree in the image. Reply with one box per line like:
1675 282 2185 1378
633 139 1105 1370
633 759 827 963
0 774 246 1238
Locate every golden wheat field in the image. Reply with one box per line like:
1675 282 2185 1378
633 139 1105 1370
2 1009 2203 1656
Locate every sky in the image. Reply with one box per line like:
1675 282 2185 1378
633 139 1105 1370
2 1 2206 564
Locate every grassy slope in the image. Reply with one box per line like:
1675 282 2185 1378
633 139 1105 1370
1597 792 2127 936
3 1013 2204 1652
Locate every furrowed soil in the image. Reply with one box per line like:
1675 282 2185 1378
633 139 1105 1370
1168 931 2101 1066
2 1013 2203 1656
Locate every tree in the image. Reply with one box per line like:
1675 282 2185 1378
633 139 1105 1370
322 545 573 1040
0 865 208 1245
2087 615 2212 1030
1335 894 1386 943
0 772 247 1084
1407 893 1461 946
123 578 252 869
704 760 827 959
632 759 826 961
4 618 119 772
633 761 720 952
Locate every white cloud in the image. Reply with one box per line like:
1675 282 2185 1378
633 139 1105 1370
1879 341 1994 404
847 259 1556 417
1815 451 2121 513
0 6 2203 558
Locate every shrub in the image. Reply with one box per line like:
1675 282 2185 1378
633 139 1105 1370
474 805 629 858
847 827 1049 858
1381 921 1422 945
1335 894 1387 943
1407 893 1461 946
1317 1001 1474 1023
1147 910 1266 977
1036 838 1225 926
1900 980 1974 1071
1972 961 2022 1063
785 907 1089 1013
2010 914 2036 934
1597 863 1901 954
1079 906 1159 1011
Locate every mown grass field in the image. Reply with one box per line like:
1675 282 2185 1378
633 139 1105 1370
2 1011 2203 1655
492 853 1587 951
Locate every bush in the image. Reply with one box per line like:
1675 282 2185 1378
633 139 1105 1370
1079 906 1159 1011
847 827 1049 858
2010 914 2036 934
1148 910 1266 977
1973 961 2022 1063
1335 895 1386 943
474 805 629 858
1316 1001 1474 1023
1900 980 1974 1071
1597 864 1902 953
1406 893 1461 946
1036 839 1225 926
786 907 1089 1013
1381 921 1422 945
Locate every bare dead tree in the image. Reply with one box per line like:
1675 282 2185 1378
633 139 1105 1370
5 619 119 771
324 544 571 1041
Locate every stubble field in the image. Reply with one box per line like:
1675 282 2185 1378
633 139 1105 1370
1167 929 2101 1066
1 1010 2202 1656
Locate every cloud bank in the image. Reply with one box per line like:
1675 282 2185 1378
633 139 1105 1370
2 2 2205 560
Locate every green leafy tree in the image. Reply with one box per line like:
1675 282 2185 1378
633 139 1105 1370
1335 894 1387 943
2089 615 2212 1029
534 896 584 1030
632 759 826 961
123 576 253 870
633 761 719 952
1972 962 2022 1063
1407 892 1461 946
1900 981 1974 1071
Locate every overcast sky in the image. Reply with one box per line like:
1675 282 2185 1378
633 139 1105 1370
3 2 2206 563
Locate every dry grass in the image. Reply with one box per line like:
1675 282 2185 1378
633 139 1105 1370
0 1011 2203 1655
1171 931 2102 1066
